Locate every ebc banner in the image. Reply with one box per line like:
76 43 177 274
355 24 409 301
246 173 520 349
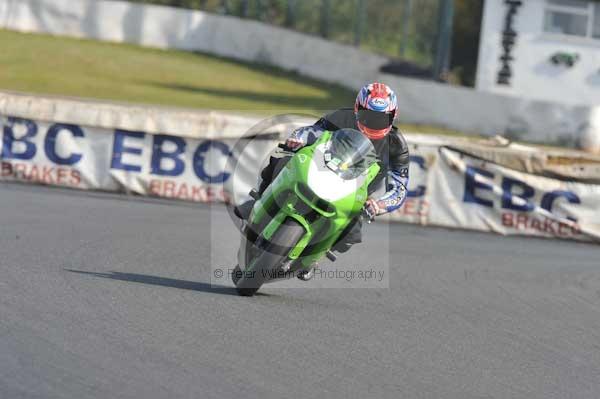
427 147 600 242
3 114 600 243
0 116 238 202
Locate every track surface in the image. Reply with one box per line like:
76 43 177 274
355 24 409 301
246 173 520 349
1 183 600 399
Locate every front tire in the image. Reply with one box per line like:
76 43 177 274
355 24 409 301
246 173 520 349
231 265 242 286
235 219 305 296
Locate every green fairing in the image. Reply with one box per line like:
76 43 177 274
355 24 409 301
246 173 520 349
248 131 380 270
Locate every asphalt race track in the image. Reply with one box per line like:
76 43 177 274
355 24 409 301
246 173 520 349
1 182 600 399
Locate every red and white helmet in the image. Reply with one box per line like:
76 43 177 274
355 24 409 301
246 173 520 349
354 82 398 140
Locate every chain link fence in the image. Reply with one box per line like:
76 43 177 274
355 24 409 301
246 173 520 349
127 0 448 71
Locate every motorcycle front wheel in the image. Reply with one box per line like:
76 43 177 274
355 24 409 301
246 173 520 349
235 218 305 296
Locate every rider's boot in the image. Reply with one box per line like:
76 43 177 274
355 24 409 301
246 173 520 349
234 198 256 220
297 263 317 281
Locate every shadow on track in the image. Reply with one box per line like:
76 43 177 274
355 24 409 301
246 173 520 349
65 269 255 297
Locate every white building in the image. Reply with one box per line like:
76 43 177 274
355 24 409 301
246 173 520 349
476 0 600 106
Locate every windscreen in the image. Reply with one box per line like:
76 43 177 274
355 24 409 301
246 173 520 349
324 128 377 180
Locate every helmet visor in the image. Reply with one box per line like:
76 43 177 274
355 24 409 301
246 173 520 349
356 109 393 131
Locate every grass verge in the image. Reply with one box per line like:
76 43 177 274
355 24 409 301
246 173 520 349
0 29 479 137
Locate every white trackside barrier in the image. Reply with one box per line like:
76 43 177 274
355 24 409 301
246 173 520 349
579 107 600 155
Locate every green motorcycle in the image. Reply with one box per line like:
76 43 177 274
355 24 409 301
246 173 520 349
233 128 380 296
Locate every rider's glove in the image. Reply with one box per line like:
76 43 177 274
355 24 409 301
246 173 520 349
285 126 324 150
285 136 305 150
363 198 384 222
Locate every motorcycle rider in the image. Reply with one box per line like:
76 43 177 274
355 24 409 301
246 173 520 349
249 82 410 280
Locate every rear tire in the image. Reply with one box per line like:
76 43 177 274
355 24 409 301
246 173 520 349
235 219 305 297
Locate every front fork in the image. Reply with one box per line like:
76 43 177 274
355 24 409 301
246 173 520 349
237 221 251 270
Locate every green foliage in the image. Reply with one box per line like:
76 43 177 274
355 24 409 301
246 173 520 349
68 0 484 85
125 0 444 68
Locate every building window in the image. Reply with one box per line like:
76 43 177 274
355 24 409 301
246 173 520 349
544 0 600 39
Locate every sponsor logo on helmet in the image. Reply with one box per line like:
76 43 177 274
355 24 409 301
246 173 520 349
368 97 388 112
